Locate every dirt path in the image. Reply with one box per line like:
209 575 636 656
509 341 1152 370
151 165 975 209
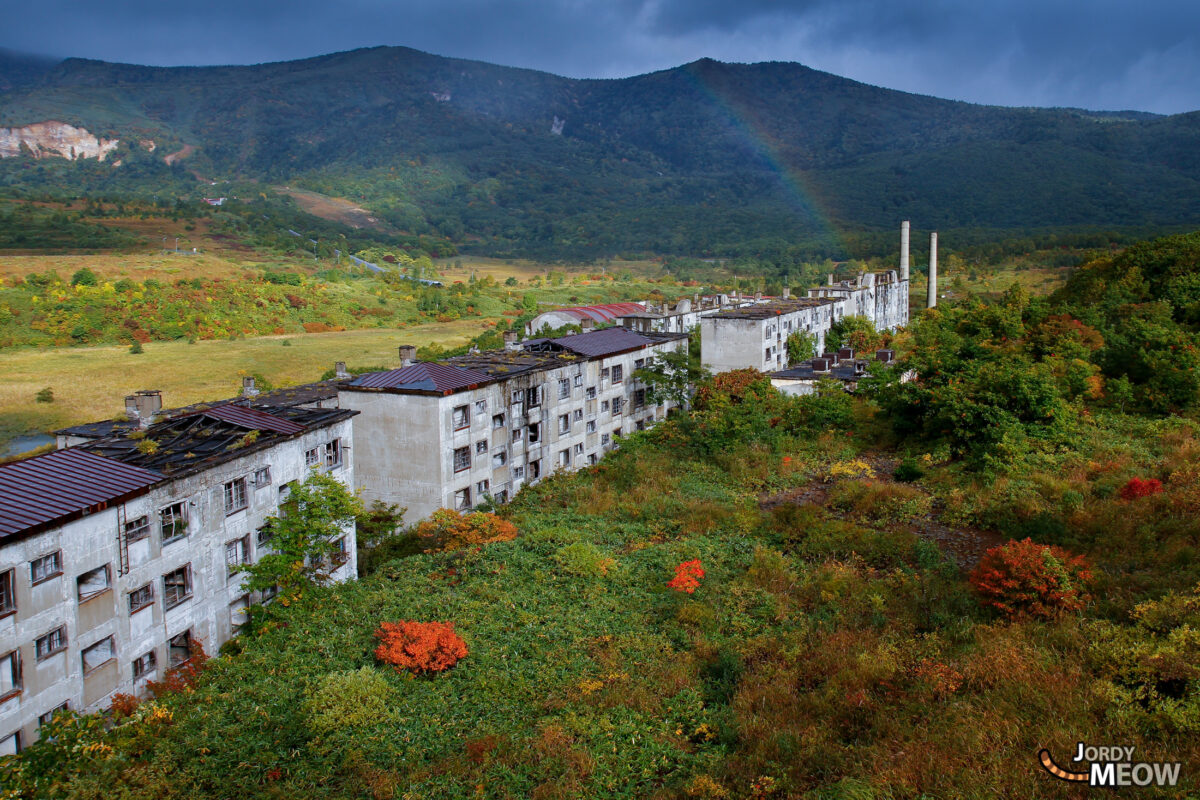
760 451 1004 570
275 186 399 234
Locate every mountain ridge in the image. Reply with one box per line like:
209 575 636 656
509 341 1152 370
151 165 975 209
2 45 1199 258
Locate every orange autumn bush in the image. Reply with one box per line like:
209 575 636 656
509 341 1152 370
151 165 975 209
969 538 1091 620
418 508 518 552
668 560 706 594
375 620 468 673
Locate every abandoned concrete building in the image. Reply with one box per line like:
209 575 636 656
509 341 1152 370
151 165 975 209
700 222 931 374
339 326 688 521
768 348 907 396
0 401 357 753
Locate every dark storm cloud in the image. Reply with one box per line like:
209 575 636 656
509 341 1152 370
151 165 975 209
2 0 1198 113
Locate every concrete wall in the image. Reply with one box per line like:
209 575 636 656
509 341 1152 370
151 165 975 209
341 340 685 522
0 417 356 750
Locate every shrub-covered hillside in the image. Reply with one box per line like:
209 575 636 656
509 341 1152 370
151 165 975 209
5 231 1200 798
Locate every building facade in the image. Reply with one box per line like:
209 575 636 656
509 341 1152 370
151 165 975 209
340 327 688 521
0 404 356 753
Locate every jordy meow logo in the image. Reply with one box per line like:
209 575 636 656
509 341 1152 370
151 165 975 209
1039 742 1182 788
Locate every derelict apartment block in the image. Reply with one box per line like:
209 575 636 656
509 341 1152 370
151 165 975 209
340 327 688 521
0 398 356 753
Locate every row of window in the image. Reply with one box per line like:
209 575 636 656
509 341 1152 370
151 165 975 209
451 363 650 431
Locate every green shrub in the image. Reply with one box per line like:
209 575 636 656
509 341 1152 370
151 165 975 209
893 457 925 482
553 542 616 578
304 668 395 734
34 387 53 403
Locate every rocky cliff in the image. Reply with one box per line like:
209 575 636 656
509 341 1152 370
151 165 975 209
0 121 118 161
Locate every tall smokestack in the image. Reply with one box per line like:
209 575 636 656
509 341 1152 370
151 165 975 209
900 220 910 281
927 232 938 309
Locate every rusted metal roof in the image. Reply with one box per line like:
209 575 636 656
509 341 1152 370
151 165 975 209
196 404 305 435
349 362 492 393
545 327 659 357
0 449 163 538
545 302 646 323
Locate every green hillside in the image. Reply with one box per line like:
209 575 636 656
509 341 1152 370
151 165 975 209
3 47 1200 259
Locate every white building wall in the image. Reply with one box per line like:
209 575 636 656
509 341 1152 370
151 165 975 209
0 417 356 751
342 339 685 522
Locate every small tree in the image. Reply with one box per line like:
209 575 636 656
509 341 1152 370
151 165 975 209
785 330 817 365
969 538 1091 620
235 471 362 598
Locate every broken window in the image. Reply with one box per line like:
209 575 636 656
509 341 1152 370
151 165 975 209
0 570 12 616
230 595 249 633
601 400 610 413
35 627 66 660
635 358 645 370
525 386 542 407
305 447 321 468
586 386 597 399
574 443 584 455
81 637 114 674
453 446 471 472
558 378 570 399
573 374 583 387
163 565 192 609
528 423 540 443
559 449 570 467
475 399 487 415
324 439 342 469
77 565 111 601
225 536 249 572
168 631 193 668
634 389 646 409
573 409 583 421
224 477 248 515
476 439 488 455
511 426 524 442
494 490 508 504
0 732 19 757
601 367 610 381
492 413 505 429
160 502 187 543
601 433 610 446
30 552 62 585
586 420 596 434
132 651 156 680
452 405 470 430
454 488 471 510
611 365 623 384
512 465 524 480
587 454 598 466
476 479 490 495
129 583 154 614
492 450 507 467
558 414 570 434
254 466 272 487
124 515 151 543
612 397 624 415
529 460 541 479
0 651 19 697
256 525 273 549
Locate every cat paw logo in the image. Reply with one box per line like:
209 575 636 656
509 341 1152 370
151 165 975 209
1039 743 1182 788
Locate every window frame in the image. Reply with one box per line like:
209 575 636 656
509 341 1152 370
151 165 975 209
254 466 272 487
30 551 63 586
159 502 188 544
168 630 193 669
452 405 470 431
35 627 67 661
611 365 623 384
0 650 19 699
453 446 471 473
492 413 505 429
124 515 151 543
162 565 193 610
454 487 471 511
76 564 111 602
132 650 156 681
0 569 13 617
224 477 248 516
38 703 68 728
128 583 154 614
558 414 570 435
324 439 342 469
80 637 115 676
225 536 250 574
557 378 570 399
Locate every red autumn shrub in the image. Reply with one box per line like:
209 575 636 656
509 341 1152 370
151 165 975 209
667 559 706 594
108 692 141 717
375 620 468 673
146 639 210 699
968 538 1091 620
417 508 518 552
1119 477 1163 501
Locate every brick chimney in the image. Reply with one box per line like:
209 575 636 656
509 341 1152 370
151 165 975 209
398 345 417 366
242 376 259 397
334 361 349 380
124 390 162 429
581 318 594 331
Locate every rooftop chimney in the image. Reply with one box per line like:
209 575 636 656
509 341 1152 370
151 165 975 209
581 318 594 331
828 273 835 285
900 220 910 281
242 377 259 397
927 232 938 309
875 349 895 363
398 345 417 366
503 330 520 350
334 361 349 380
812 357 832 373
124 390 162 429
782 287 791 299
838 347 855 362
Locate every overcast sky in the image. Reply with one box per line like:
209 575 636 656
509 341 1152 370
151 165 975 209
3 0 1198 114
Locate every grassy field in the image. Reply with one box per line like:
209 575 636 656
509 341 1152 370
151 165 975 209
0 321 486 446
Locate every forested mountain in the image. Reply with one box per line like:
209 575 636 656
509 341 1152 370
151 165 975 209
2 46 1199 257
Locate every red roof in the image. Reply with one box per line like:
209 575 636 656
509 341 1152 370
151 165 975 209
198 404 305 435
545 303 645 323
0 449 163 538
349 362 492 393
